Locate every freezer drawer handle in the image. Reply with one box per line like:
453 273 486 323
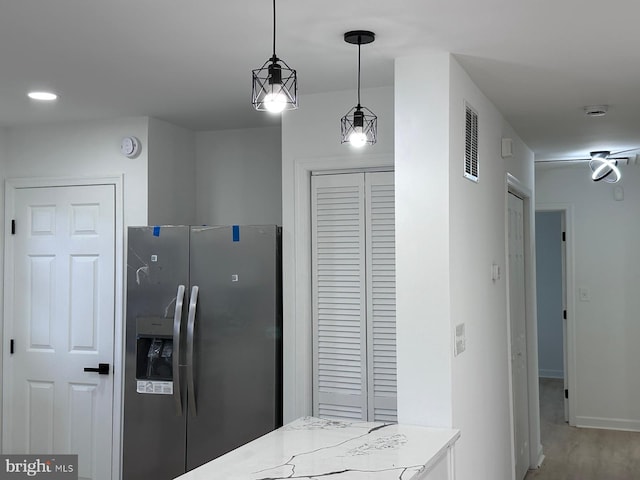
173 284 186 416
186 285 199 416
84 363 110 375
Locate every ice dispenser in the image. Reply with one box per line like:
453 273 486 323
135 316 174 395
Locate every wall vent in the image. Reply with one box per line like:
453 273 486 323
464 102 479 182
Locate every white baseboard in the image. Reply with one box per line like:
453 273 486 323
538 369 563 379
575 416 640 432
536 445 545 468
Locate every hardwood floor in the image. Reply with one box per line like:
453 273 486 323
525 378 640 480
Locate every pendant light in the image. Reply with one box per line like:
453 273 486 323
252 0 297 113
341 30 377 147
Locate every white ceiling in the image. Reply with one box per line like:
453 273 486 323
2 0 640 161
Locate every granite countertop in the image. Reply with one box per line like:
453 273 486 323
176 416 460 480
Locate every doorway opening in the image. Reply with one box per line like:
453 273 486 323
535 211 569 422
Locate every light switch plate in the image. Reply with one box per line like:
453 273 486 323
579 287 590 302
491 263 501 282
455 323 466 356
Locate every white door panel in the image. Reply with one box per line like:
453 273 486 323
508 192 530 480
312 173 368 420
3 184 115 480
365 172 397 422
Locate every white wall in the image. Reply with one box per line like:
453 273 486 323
281 86 394 421
449 57 535 480
396 53 537 480
0 128 6 170
148 118 196 225
3 117 149 227
535 211 564 378
536 164 640 430
394 53 453 427
195 127 281 226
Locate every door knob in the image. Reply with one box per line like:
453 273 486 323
84 363 110 375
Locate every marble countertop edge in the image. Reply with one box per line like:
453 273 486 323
419 429 461 473
175 417 461 480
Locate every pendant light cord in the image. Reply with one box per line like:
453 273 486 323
357 42 361 107
272 0 277 59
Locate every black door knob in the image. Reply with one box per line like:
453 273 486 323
84 363 110 375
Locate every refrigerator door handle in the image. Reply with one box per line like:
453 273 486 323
173 284 186 416
186 285 199 416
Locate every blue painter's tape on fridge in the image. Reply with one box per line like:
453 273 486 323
232 225 240 242
153 226 161 237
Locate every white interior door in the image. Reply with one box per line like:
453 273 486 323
3 184 115 480
508 192 530 480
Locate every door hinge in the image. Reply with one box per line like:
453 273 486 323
565 389 568 399
562 231 566 242
563 310 567 320
10 339 14 355
11 219 16 235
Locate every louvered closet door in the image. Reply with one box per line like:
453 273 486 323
312 173 367 420
312 171 397 422
365 172 397 422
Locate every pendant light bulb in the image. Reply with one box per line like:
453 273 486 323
263 91 287 113
263 61 287 113
348 108 367 147
349 130 367 148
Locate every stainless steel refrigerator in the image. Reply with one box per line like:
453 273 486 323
122 225 282 479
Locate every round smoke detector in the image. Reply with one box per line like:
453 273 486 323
584 105 608 117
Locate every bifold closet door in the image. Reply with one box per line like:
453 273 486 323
311 173 368 420
365 172 397 422
311 171 397 422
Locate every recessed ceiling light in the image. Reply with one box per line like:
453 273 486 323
28 91 58 101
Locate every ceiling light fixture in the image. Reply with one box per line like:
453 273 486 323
341 30 377 148
251 0 297 114
584 105 608 117
589 151 621 183
28 91 58 101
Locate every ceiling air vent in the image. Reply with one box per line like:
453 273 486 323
464 102 479 182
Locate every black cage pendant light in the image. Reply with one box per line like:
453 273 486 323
341 30 377 147
252 0 298 113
